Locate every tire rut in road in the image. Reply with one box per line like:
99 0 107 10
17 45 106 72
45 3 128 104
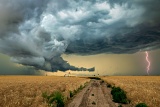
67 80 117 107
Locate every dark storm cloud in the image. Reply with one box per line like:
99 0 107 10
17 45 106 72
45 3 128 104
0 53 40 75
50 56 94 71
0 0 49 37
66 26 160 54
0 0 160 72
66 0 160 54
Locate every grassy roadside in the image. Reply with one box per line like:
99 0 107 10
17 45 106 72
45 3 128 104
42 81 89 107
102 77 148 107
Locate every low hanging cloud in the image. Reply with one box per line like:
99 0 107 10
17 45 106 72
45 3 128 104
0 0 160 72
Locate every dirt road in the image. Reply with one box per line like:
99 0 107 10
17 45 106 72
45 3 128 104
66 80 118 107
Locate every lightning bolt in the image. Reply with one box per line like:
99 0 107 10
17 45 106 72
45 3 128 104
145 51 150 75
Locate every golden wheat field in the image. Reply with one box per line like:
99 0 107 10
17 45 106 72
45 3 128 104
0 76 90 107
102 76 160 107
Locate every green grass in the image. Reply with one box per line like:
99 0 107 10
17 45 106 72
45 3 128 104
69 91 74 98
69 83 87 98
42 82 88 107
78 85 83 91
136 103 148 107
42 91 64 107
107 84 112 88
111 87 130 104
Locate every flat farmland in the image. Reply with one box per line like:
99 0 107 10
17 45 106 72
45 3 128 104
102 76 160 107
0 76 90 107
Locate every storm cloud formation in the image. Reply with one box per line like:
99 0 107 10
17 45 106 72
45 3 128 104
0 0 160 71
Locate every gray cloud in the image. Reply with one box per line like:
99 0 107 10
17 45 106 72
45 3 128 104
0 0 160 72
50 56 95 71
0 53 40 75
0 0 49 37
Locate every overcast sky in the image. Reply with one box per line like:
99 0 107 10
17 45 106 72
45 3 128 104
0 0 160 75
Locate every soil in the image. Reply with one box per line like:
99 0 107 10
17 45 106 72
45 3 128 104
66 80 121 107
